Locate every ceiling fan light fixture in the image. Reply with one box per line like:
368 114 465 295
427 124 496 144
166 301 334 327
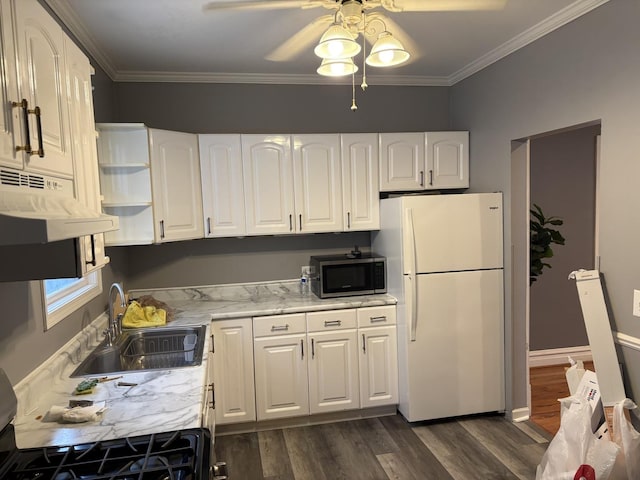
365 31 410 67
316 58 358 77
314 24 361 59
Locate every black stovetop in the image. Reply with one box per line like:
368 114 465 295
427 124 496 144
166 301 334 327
0 424 211 480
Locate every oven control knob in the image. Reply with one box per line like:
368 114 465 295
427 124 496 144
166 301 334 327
210 461 228 479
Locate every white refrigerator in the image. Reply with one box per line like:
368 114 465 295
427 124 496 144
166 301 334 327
372 193 504 422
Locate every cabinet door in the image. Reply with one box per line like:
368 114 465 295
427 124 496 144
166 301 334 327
242 134 295 235
359 325 398 408
293 134 343 233
199 134 246 237
13 0 72 177
307 329 359 414
0 0 23 169
254 333 308 420
379 133 424 192
212 318 256 425
341 133 379 231
149 129 204 243
425 131 469 189
65 38 108 275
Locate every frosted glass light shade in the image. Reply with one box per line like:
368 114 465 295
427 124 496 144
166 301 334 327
365 32 410 67
314 24 361 59
316 58 358 77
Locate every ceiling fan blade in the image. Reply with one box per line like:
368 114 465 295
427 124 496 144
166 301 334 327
387 0 507 12
266 15 333 61
202 0 325 12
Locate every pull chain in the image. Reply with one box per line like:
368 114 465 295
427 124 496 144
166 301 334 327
351 65 358 111
361 12 368 91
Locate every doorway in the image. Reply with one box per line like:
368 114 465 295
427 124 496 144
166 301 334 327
510 122 601 427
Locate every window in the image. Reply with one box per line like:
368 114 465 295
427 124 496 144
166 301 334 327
42 272 102 330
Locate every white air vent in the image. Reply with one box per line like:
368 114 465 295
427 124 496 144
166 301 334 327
0 169 45 190
0 169 21 187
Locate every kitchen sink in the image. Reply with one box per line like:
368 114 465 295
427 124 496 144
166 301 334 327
70 325 207 377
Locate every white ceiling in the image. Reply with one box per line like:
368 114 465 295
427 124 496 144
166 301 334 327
45 0 608 86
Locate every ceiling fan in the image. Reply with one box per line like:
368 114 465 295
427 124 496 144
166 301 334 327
202 0 508 63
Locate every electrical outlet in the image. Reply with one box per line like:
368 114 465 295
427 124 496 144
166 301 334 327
301 265 311 276
633 290 640 317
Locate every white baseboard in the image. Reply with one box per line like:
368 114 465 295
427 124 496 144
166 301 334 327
511 407 530 423
615 331 640 351
529 345 592 368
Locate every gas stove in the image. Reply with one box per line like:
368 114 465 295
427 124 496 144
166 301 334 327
0 369 226 480
0 425 210 480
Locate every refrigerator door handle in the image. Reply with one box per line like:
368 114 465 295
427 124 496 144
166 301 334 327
405 207 418 341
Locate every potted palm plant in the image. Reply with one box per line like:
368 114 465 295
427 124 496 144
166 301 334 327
530 203 565 285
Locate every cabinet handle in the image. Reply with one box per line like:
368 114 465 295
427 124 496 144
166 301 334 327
209 383 215 409
429 169 433 186
311 338 315 359
419 170 424 187
160 220 165 239
210 334 215 353
299 214 302 231
207 217 212 235
12 99 32 155
271 324 289 332
370 316 387 323
31 106 44 157
362 333 366 354
347 212 351 229
85 234 97 266
301 339 304 359
289 214 293 231
324 320 341 327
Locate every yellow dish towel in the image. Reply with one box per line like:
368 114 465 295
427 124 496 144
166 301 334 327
122 301 167 328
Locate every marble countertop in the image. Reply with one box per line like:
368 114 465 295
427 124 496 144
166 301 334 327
129 279 396 320
13 280 396 449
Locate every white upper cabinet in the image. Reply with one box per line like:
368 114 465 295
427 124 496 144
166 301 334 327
379 132 424 191
379 132 469 192
12 0 72 177
0 0 22 170
341 133 379 231
293 134 343 233
242 134 295 235
65 38 108 274
426 131 469 189
199 134 246 237
148 128 203 243
97 124 203 245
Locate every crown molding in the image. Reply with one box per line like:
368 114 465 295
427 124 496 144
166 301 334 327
45 0 609 87
447 0 610 85
113 71 451 86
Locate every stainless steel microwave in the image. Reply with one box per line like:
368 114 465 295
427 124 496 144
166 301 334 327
309 254 386 298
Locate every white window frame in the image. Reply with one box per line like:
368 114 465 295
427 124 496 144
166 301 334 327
42 272 102 330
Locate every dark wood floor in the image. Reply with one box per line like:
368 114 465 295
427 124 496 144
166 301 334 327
214 413 551 479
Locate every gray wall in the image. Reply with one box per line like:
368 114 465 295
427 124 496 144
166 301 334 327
122 233 371 290
451 0 640 410
112 83 451 134
530 125 599 351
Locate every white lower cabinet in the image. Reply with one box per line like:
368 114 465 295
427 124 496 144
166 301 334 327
211 318 256 425
357 306 399 408
212 306 397 425
253 313 308 421
306 309 359 414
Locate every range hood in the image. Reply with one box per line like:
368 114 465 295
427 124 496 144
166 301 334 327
0 168 118 246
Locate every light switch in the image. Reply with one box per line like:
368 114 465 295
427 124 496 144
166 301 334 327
633 290 640 317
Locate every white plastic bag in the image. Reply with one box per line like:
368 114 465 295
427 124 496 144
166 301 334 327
536 397 620 480
611 399 640 479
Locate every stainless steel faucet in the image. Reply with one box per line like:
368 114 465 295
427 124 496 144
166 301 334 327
105 282 126 344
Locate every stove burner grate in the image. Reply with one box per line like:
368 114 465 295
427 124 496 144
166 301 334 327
3 429 209 480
